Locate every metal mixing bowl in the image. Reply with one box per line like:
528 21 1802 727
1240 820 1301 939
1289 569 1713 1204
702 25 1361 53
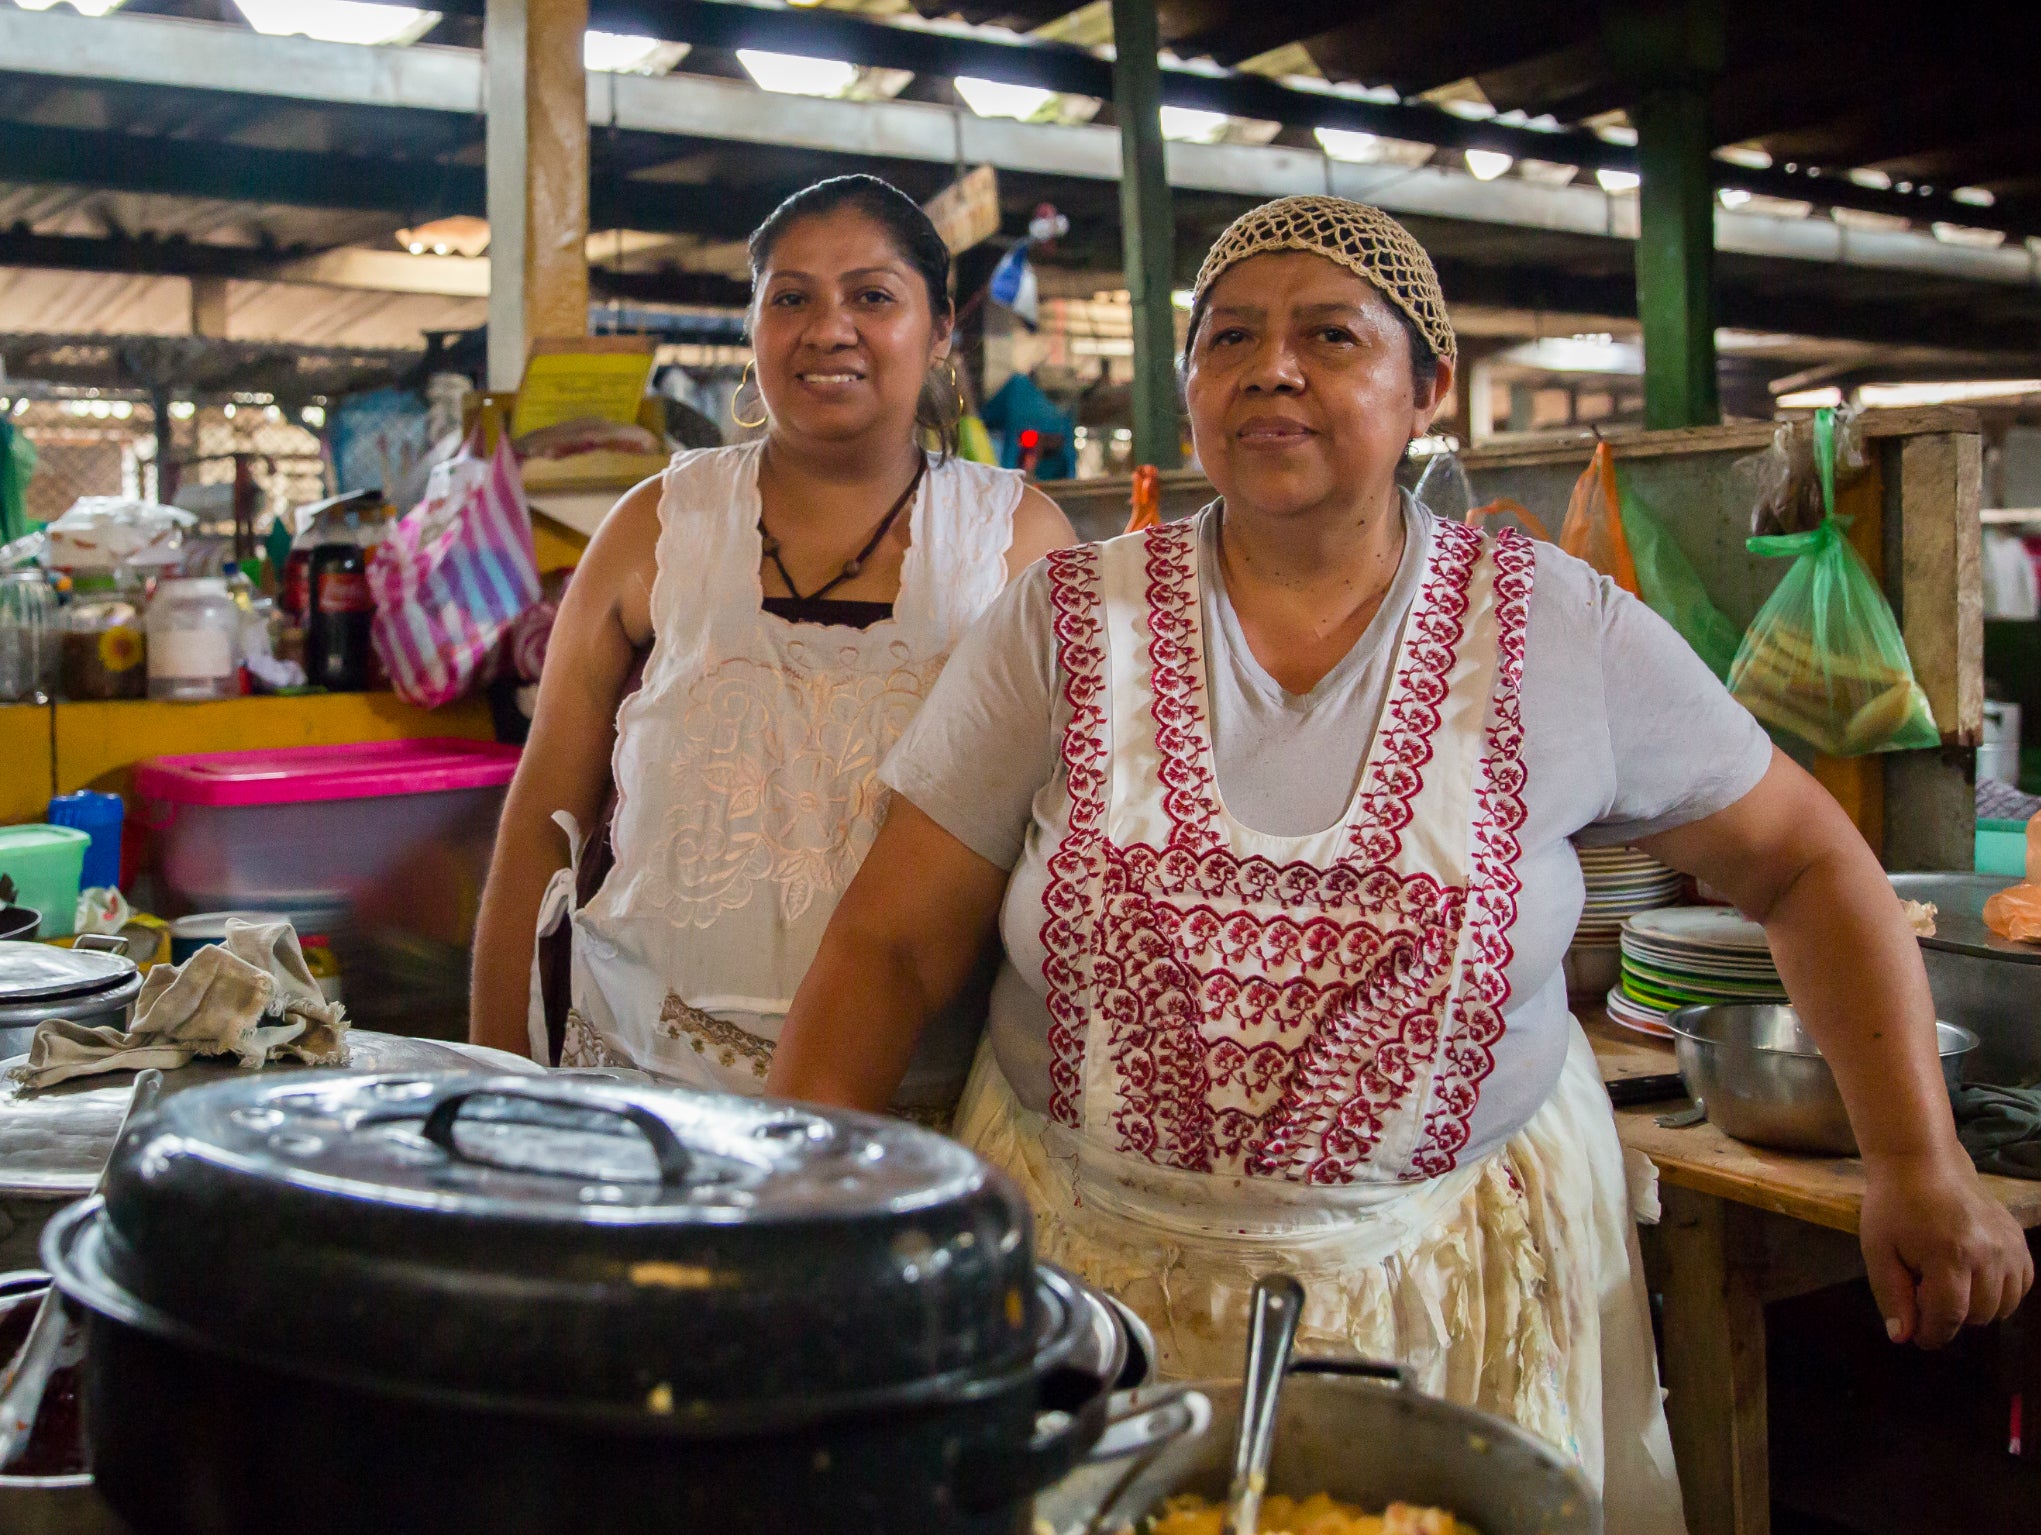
1666 1004 1977 1156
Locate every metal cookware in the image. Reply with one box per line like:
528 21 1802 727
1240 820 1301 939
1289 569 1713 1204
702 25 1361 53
1890 872 2041 1087
0 1272 131 1535
1667 1003 1977 1156
1051 1362 1598 1535
0 908 39 944
0 1033 540 1270
46 1073 1122 1535
1224 1275 1304 1535
0 941 142 1060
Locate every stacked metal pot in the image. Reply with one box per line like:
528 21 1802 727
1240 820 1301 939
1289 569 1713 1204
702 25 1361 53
42 1074 1126 1535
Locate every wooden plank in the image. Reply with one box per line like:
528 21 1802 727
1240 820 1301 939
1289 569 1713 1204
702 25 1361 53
1654 1183 1770 1535
53 693 497 800
0 701 55 823
1896 431 1985 743
1586 1020 2041 1232
1451 406 1982 474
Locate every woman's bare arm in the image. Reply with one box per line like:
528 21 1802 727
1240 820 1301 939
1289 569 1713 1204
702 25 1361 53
766 798 1010 1108
1640 748 2033 1346
1005 484 1077 578
467 477 660 1054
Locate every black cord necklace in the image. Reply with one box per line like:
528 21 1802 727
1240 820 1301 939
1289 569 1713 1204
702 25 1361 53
758 454 926 603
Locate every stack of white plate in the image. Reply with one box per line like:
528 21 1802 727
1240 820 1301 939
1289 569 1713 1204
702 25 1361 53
1607 907 1786 1038
1566 847 1686 1000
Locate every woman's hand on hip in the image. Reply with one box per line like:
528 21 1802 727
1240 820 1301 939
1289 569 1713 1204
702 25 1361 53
1859 1148 2033 1347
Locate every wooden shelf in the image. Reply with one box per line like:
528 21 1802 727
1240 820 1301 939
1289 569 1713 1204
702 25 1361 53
0 691 496 822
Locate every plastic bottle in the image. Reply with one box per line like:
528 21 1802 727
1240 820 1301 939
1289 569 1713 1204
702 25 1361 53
306 542 372 691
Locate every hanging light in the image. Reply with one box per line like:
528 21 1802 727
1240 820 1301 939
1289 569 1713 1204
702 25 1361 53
13 0 131 16
953 76 1056 121
231 1 440 48
1464 149 1514 181
1596 168 1642 195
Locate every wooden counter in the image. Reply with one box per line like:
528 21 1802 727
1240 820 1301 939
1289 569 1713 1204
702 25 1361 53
1591 1017 2041 1233
1589 1016 2041 1535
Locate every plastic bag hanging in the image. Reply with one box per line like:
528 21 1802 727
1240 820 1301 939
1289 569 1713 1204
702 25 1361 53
1983 815 2041 944
1466 499 1551 542
1617 469 1743 681
1727 408 1939 756
1413 451 1474 524
1559 441 1641 595
1125 464 1162 533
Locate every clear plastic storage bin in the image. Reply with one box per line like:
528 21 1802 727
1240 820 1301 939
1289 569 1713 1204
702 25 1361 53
134 739 522 1036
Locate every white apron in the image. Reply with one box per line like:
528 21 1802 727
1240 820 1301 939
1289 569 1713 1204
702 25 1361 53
957 515 1686 1532
558 442 1020 1099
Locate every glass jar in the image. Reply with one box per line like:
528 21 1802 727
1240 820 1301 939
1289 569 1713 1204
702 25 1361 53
61 576 148 700
0 569 57 702
147 577 240 702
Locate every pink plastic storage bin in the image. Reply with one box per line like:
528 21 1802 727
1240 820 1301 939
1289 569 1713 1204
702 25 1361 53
134 739 521 922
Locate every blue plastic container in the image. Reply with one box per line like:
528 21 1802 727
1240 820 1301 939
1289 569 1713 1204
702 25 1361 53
46 791 125 891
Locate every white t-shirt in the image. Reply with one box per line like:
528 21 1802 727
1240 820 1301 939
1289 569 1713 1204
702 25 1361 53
881 497 1773 1161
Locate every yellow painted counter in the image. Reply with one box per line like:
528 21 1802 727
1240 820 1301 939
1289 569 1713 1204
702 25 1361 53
1 692 497 822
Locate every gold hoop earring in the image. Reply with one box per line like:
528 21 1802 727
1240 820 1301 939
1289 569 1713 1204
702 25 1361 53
943 357 966 418
732 358 767 430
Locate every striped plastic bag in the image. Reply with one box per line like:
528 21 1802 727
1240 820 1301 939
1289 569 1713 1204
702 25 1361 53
368 432 540 709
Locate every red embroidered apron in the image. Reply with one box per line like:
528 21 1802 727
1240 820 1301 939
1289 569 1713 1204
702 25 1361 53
1039 513 1534 1185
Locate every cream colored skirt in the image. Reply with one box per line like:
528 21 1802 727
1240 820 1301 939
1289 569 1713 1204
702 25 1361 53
955 1022 1687 1535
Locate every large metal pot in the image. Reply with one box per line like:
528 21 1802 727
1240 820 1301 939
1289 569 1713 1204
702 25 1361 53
46 1073 1123 1535
1890 873 2041 1087
0 1033 540 1270
0 940 142 1061
1035 1361 1598 1535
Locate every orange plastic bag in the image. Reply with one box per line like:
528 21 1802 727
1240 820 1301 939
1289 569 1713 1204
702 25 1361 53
1984 815 2041 944
1559 441 1641 596
1466 498 1551 542
1125 464 1162 533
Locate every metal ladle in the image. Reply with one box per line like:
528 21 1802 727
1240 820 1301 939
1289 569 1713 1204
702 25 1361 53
1222 1273 1305 1535
0 1067 162 1468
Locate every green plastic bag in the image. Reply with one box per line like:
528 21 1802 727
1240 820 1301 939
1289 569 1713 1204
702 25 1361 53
1728 409 1939 756
1616 468 1742 681
0 418 36 544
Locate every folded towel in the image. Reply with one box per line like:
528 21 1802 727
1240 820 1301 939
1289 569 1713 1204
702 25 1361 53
1951 1083 2041 1180
13 919 348 1090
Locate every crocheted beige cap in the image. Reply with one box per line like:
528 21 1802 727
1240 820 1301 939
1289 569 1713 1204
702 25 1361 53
1191 195 1456 364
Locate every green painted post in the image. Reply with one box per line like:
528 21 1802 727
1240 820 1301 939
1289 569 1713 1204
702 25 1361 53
1109 0 1182 469
1634 83 1720 429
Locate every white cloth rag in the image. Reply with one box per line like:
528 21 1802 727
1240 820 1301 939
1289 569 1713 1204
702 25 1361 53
13 919 349 1089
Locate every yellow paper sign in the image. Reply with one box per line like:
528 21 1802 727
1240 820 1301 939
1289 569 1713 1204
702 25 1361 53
924 165 1001 257
512 348 656 438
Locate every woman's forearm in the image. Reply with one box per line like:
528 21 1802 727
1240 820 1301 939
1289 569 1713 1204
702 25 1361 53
468 803 567 1055
1758 840 1960 1162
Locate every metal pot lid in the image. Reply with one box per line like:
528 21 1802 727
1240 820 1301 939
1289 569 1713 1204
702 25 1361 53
75 1073 1034 1419
0 1032 539 1198
1890 872 2041 966
0 942 137 1005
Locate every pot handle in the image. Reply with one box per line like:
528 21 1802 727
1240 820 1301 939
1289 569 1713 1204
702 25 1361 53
1289 1356 1418 1391
420 1082 694 1185
956 1364 1115 1513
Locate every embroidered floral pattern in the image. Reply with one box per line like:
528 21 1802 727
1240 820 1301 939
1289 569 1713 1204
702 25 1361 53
1041 544 1108 1128
639 640 944 927
1039 518 1532 1183
560 1009 629 1069
660 991 775 1080
1409 528 1534 1175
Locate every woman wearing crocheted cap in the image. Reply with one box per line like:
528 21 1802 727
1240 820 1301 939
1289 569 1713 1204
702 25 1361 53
769 195 2029 1528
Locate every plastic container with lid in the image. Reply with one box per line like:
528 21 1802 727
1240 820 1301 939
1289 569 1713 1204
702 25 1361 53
0 826 91 939
146 577 240 701
135 736 521 924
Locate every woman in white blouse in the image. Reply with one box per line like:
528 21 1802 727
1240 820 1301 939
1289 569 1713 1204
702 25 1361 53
470 174 1071 1115
769 196 2029 1529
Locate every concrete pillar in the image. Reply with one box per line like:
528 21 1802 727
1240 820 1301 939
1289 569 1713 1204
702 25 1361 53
486 0 590 392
